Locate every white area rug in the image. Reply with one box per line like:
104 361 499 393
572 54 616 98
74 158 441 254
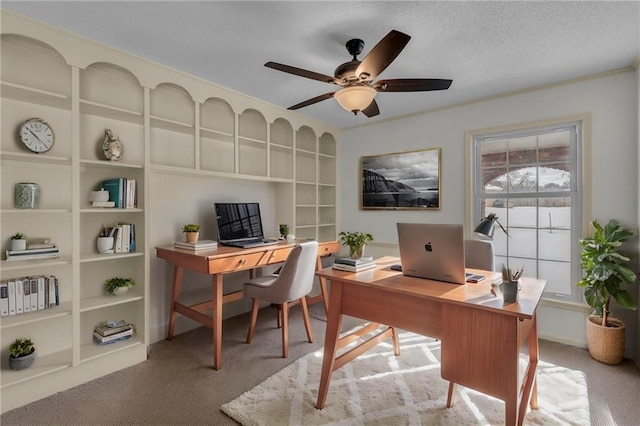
222 329 590 426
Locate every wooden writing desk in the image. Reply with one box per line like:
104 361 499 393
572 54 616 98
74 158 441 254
316 256 546 426
156 240 339 370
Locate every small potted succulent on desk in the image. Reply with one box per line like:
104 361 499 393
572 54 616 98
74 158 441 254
339 231 374 259
10 232 27 251
105 277 136 296
182 224 200 243
8 338 36 370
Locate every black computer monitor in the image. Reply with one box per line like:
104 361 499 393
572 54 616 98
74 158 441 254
214 202 265 244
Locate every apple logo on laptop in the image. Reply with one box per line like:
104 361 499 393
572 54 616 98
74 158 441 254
424 242 433 252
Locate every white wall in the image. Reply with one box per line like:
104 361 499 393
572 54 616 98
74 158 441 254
339 71 639 361
148 173 284 342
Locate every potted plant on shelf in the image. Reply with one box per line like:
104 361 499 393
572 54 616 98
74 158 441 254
8 338 36 370
578 219 637 364
105 277 136 296
10 232 27 251
339 231 374 259
182 224 200 243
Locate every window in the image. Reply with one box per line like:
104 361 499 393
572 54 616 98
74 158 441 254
471 119 586 302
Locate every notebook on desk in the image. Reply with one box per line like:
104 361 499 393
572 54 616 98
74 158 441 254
396 222 467 284
214 202 279 248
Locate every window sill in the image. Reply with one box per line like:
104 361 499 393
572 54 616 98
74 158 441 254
540 297 591 313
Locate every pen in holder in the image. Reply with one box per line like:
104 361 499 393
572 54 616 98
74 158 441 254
501 265 524 304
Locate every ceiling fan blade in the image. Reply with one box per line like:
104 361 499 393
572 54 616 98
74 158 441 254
287 92 336 110
373 78 453 92
354 30 411 82
361 99 380 118
265 62 340 85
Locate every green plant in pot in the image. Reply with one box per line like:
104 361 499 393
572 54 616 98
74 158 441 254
105 277 136 296
578 219 637 364
339 231 373 259
8 338 36 370
10 232 27 251
182 224 200 243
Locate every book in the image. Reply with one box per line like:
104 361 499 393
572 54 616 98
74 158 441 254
94 323 134 337
7 280 16 315
22 278 31 313
334 256 374 266
48 275 59 307
0 281 8 316
332 262 376 272
101 178 125 208
6 246 59 256
6 251 60 261
125 179 136 208
37 276 46 310
15 278 24 314
93 327 134 344
114 225 123 253
29 278 38 311
91 201 115 208
174 240 218 251
93 334 132 345
118 223 131 253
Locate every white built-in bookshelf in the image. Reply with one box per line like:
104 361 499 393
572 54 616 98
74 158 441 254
0 9 338 412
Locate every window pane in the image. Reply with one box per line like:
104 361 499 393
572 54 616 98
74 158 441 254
508 135 537 165
539 165 570 192
507 199 537 227
507 166 538 193
507 228 537 258
539 130 570 163
539 229 571 262
538 197 571 229
539 260 572 295
480 139 507 167
482 167 507 193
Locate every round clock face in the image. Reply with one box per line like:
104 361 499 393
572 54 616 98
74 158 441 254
19 118 55 153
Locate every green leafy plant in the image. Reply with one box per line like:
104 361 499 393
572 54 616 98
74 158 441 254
339 231 373 259
9 338 35 358
578 219 637 327
11 233 26 240
279 224 289 238
104 277 136 295
182 224 200 233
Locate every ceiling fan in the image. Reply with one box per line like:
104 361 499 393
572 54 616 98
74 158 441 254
265 30 453 118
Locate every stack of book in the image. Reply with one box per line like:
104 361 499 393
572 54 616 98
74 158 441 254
174 240 218 251
332 256 376 272
101 177 137 209
93 320 135 345
6 245 59 261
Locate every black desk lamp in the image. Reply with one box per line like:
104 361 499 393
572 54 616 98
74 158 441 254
474 213 508 240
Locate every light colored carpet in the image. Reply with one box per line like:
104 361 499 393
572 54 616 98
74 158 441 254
222 328 590 426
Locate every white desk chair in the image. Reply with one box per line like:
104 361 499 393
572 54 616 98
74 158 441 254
464 239 495 271
243 241 318 358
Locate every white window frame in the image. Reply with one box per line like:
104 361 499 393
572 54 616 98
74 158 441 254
464 114 592 303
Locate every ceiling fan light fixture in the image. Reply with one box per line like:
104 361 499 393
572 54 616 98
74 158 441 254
334 85 377 114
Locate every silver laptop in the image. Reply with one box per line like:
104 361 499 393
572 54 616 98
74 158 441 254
396 223 466 284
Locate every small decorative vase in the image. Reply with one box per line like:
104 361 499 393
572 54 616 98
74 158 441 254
11 239 27 251
9 350 36 371
89 189 109 203
97 237 114 254
15 182 40 209
502 280 520 303
185 232 199 243
113 286 129 296
103 128 123 161
350 245 366 259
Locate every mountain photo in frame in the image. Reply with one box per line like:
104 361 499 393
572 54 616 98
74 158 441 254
361 148 441 210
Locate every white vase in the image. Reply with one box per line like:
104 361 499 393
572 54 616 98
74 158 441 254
112 286 129 296
96 237 114 254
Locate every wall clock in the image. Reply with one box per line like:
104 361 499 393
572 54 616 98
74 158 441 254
19 118 55 153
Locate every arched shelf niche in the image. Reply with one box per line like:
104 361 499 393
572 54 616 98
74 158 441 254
270 118 294 180
150 82 195 169
79 62 144 164
200 97 235 174
0 34 72 158
238 108 267 177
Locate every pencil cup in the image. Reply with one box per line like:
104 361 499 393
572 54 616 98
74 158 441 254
502 280 520 303
97 236 114 254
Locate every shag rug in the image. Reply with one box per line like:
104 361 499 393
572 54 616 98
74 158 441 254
221 329 590 426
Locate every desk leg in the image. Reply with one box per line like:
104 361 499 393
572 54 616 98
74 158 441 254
212 273 223 370
316 280 344 409
518 314 539 425
166 266 183 340
316 255 329 316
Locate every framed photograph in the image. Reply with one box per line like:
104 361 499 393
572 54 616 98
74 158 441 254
360 147 441 210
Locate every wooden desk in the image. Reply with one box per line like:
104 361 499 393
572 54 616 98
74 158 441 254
156 240 339 370
316 256 546 426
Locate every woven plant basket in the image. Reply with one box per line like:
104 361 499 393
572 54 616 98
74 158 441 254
586 315 626 365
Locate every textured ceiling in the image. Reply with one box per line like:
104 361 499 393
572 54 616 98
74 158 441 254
3 1 639 129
